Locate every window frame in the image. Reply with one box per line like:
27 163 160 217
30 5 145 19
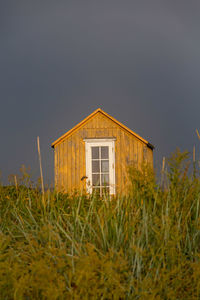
84 138 116 195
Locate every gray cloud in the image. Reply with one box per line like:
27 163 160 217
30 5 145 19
1 0 200 183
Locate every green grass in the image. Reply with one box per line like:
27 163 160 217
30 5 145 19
0 149 200 299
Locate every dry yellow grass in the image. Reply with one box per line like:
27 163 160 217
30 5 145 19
0 149 200 299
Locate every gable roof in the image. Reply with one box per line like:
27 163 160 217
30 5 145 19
51 108 154 149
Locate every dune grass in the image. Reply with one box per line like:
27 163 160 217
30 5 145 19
0 149 200 299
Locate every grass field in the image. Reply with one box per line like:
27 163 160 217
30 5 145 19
0 149 200 299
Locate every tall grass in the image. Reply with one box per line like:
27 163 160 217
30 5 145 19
0 149 200 299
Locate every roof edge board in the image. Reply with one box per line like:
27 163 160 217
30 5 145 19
147 142 155 150
51 108 154 149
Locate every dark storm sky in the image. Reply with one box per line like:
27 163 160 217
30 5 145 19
1 0 200 184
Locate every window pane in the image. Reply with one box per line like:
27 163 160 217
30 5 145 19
101 160 109 172
101 174 109 186
101 146 108 159
92 174 100 186
92 160 100 173
92 147 99 159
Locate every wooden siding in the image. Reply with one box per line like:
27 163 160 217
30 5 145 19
54 112 153 194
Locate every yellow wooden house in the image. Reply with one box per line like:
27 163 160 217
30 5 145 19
51 108 154 195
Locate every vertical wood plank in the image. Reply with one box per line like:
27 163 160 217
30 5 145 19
61 142 64 191
75 132 79 190
67 137 72 192
121 130 127 193
129 135 135 167
63 141 67 192
124 132 130 193
138 141 143 170
135 141 138 169
79 133 84 192
57 145 60 190
71 135 76 192
118 128 122 194
54 146 57 189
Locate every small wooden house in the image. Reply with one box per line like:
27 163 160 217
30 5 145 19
51 108 154 195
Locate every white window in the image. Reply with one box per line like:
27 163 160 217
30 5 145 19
84 139 115 196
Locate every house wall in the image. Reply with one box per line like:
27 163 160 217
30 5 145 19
54 112 153 194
